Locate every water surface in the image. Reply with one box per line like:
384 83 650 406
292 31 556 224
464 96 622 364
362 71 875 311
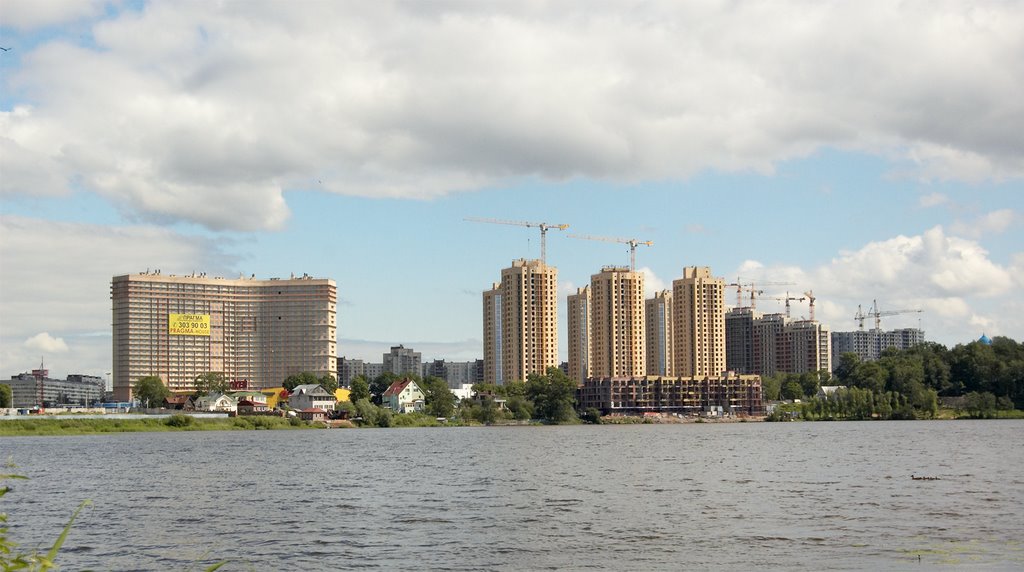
2 421 1022 570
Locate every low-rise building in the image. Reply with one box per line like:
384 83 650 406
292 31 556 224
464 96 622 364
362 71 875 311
237 399 270 414
578 373 765 416
289 384 337 411
298 408 328 421
3 372 105 409
195 393 238 413
382 379 425 413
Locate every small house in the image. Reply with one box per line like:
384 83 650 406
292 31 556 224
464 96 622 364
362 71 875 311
289 384 337 411
237 398 269 415
194 392 238 413
298 408 328 422
382 379 426 413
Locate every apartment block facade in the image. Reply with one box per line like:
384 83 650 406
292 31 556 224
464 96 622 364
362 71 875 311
726 309 832 376
644 290 673 377
672 267 726 377
111 272 336 400
578 374 765 416
589 266 646 378
482 259 559 384
831 327 925 367
567 286 591 383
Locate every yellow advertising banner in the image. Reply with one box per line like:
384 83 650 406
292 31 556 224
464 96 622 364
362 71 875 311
168 313 210 336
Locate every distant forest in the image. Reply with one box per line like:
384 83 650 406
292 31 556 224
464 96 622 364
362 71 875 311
765 336 1023 420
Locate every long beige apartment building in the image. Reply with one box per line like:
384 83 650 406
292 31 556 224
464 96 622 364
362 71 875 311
672 266 726 377
483 259 559 384
589 266 645 378
112 272 337 400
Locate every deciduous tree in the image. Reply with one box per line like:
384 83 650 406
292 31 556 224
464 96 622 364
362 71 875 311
134 376 170 408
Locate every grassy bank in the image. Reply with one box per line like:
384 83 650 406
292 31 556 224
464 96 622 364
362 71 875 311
0 414 324 436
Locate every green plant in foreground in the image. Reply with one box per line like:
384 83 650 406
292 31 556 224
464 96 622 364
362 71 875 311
2 469 90 571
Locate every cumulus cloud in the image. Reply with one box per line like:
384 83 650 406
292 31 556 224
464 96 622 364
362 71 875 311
24 332 69 353
2 1 1022 230
950 209 1018 238
1 0 108 30
735 225 1021 344
637 267 668 299
918 192 949 208
0 215 236 375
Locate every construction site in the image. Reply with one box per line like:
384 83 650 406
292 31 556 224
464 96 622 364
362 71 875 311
578 373 766 417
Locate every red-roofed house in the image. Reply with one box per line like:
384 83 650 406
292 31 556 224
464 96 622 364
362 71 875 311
382 379 425 413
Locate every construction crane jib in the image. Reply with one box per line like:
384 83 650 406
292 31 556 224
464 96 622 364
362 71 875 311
855 299 923 330
464 217 570 265
566 234 653 271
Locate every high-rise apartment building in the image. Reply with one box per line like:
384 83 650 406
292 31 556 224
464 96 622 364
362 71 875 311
672 266 726 377
726 309 832 377
383 345 422 376
589 266 645 378
567 286 591 383
831 327 925 367
482 259 559 384
645 290 673 377
482 284 503 383
724 307 757 374
111 272 336 400
753 313 787 377
778 320 832 374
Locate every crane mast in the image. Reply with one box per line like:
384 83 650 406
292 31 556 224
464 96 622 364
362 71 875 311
464 217 570 265
566 234 653 271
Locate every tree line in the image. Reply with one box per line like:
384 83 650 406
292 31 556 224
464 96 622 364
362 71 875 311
343 367 580 426
766 336 1023 421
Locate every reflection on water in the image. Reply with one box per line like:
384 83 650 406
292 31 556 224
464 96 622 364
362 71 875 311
2 421 1022 570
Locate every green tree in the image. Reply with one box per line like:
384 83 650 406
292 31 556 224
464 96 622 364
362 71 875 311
781 380 803 400
962 391 997 419
505 395 534 420
0 384 11 408
849 361 887 394
526 367 578 423
798 372 820 398
133 375 170 408
319 374 338 394
833 352 861 383
370 372 399 405
283 372 321 392
761 375 782 401
192 372 227 396
349 376 371 403
420 376 457 418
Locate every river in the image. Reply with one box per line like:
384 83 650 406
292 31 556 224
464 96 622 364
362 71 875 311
2 420 1022 570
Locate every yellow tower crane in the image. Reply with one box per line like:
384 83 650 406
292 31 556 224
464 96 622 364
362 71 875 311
566 234 653 271
464 217 570 265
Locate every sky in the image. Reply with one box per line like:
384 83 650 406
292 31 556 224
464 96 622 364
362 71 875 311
1 0 1022 380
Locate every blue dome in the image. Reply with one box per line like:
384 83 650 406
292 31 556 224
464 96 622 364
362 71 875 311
978 333 992 345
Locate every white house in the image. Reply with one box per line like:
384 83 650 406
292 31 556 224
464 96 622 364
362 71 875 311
289 384 336 411
382 379 425 413
195 393 238 413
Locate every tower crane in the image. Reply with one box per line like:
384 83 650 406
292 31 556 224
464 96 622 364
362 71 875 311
855 299 923 330
763 292 806 318
804 290 816 321
464 217 570 265
566 234 653 271
747 280 795 310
